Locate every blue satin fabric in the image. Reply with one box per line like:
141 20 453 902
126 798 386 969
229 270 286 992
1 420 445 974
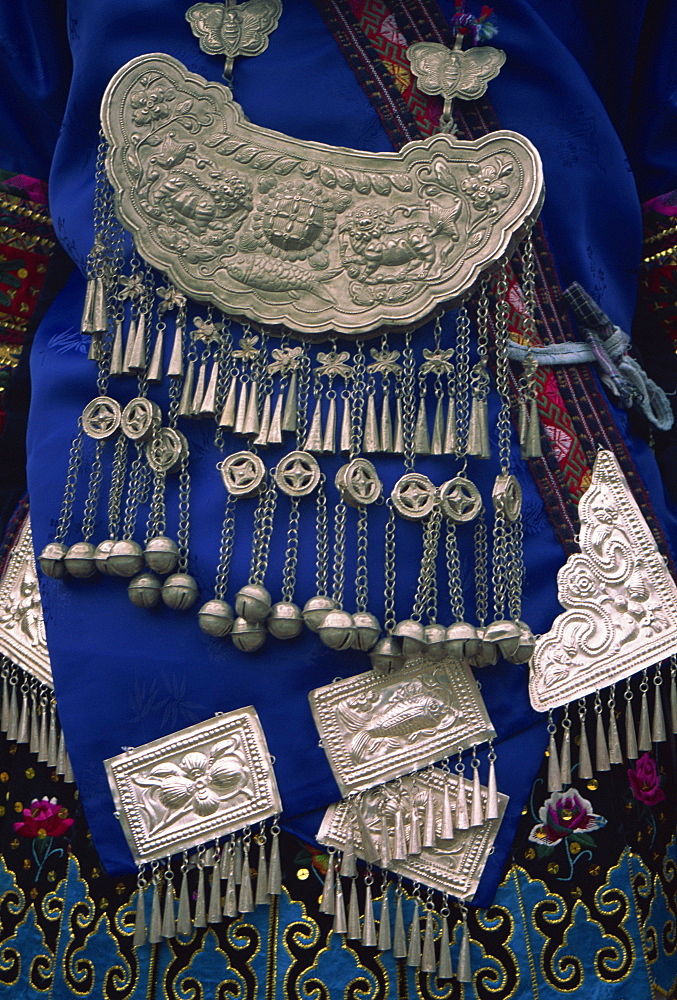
0 1 675 906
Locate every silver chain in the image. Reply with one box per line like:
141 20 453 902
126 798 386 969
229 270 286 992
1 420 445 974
445 520 465 623
354 507 369 613
54 425 85 544
383 502 397 633
214 494 237 599
281 498 300 603
315 478 329 597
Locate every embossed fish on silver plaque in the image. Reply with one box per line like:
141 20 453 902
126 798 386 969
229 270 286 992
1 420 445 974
104 707 281 863
530 450 677 711
101 53 544 337
318 768 507 899
309 657 495 795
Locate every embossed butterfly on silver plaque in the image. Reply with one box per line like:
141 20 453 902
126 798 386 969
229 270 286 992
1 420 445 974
318 768 507 899
530 450 677 711
104 707 280 863
309 657 495 796
101 53 543 337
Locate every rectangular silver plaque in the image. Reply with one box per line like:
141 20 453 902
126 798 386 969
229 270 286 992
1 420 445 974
309 657 495 796
104 707 281 863
317 768 508 899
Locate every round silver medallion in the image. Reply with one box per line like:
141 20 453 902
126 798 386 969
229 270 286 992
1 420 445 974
219 451 267 497
81 396 122 439
146 427 188 474
391 473 436 520
274 451 320 497
335 458 382 507
438 476 482 523
121 397 162 441
492 473 522 522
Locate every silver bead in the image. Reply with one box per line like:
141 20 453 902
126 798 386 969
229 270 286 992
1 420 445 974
392 619 426 660
369 635 403 674
64 542 97 579
38 541 69 578
302 596 337 632
317 610 355 651
231 617 267 652
423 622 447 659
234 583 272 624
107 539 145 578
267 602 304 640
144 536 179 575
351 611 381 652
128 572 162 608
94 538 116 574
198 599 235 637
161 573 199 610
444 622 478 663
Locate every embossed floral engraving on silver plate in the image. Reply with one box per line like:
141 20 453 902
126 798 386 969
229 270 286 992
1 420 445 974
318 768 507 898
0 515 52 688
104 707 281 863
102 53 543 337
309 657 495 796
530 450 677 711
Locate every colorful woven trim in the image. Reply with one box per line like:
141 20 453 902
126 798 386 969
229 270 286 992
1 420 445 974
641 190 677 355
315 0 674 567
0 172 57 400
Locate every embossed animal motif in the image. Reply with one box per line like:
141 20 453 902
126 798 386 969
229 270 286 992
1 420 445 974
340 206 437 284
147 169 252 241
340 679 454 761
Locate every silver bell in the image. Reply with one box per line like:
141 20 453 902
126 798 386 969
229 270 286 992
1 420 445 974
38 541 69 579
474 626 500 667
302 595 337 632
317 609 355 651
231 617 267 652
198 598 235 637
107 539 145 578
423 622 447 659
144 536 179 575
94 538 116 574
351 611 381 652
444 622 478 663
128 572 162 608
369 635 403 674
64 541 97 579
161 572 199 610
503 620 536 664
392 619 426 660
483 619 521 659
267 602 304 640
234 583 272 624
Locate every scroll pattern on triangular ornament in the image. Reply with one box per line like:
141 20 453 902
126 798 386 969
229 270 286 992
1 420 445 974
529 450 677 711
101 53 543 337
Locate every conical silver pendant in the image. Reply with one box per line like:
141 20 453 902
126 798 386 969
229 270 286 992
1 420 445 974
638 690 652 752
267 834 282 896
595 710 610 771
234 382 249 434
254 840 269 907
334 876 347 934
16 690 29 745
254 393 272 446
438 915 453 980
110 320 125 376
379 814 392 867
456 920 472 983
323 396 336 453
147 325 164 383
578 717 593 779
148 879 163 944
133 887 147 948
200 360 220 417
441 781 454 840
380 395 393 453
625 698 639 759
178 361 195 418
362 883 377 947
162 879 177 938
363 394 380 453
422 788 436 848
191 362 207 413
122 316 137 371
467 394 490 458
267 392 284 445
167 321 184 377
559 728 572 784
523 397 542 458
304 398 323 452
238 852 254 913
443 396 457 454
193 865 207 928
339 396 352 453
320 856 335 915
377 885 392 952
406 903 421 967
430 397 444 455
421 910 437 973
208 865 224 923
243 380 260 436
177 870 192 936
219 375 238 428
608 702 623 764
282 372 298 434
393 397 404 453
128 311 147 372
455 774 470 831
652 681 667 743
547 732 561 791
414 397 431 454
392 891 407 958
485 759 499 821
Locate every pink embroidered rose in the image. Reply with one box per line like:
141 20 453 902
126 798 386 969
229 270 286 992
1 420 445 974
528 788 606 849
627 753 665 806
14 798 74 839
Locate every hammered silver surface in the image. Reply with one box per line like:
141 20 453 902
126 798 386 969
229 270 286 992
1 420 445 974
0 515 52 688
317 767 508 898
102 53 543 337
104 707 281 863
530 450 677 711
309 657 495 795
